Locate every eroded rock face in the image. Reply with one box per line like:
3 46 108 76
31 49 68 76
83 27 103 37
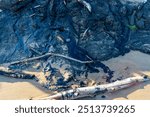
83 32 118 60
128 31 150 53
0 0 150 88
0 0 150 62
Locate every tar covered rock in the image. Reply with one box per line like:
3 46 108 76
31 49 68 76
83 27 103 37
1 0 150 90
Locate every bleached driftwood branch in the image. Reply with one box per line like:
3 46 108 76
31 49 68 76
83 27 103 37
36 76 149 100
2 53 93 67
0 66 35 79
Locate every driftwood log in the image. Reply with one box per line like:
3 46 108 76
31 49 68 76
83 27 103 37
35 76 149 100
0 66 35 79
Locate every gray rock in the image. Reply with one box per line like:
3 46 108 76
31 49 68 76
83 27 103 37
83 32 118 60
128 31 150 53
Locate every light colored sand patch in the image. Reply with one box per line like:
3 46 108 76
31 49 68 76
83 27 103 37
0 75 51 100
103 51 150 79
94 51 150 100
24 71 48 86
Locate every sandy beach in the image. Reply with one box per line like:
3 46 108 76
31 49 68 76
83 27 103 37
0 76 51 100
0 51 150 100
95 51 150 100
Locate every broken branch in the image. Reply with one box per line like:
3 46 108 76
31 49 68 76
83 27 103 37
2 52 94 67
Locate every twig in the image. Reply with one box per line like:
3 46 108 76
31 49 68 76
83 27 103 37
34 76 149 100
2 53 94 67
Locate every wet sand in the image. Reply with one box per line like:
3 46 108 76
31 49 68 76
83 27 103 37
0 51 150 100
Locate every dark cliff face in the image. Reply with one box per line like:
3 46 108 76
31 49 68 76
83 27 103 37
0 0 150 87
0 0 150 62
0 0 150 63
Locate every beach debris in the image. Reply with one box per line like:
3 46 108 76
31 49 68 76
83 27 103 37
77 0 92 12
2 52 94 67
35 76 149 100
0 66 35 79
